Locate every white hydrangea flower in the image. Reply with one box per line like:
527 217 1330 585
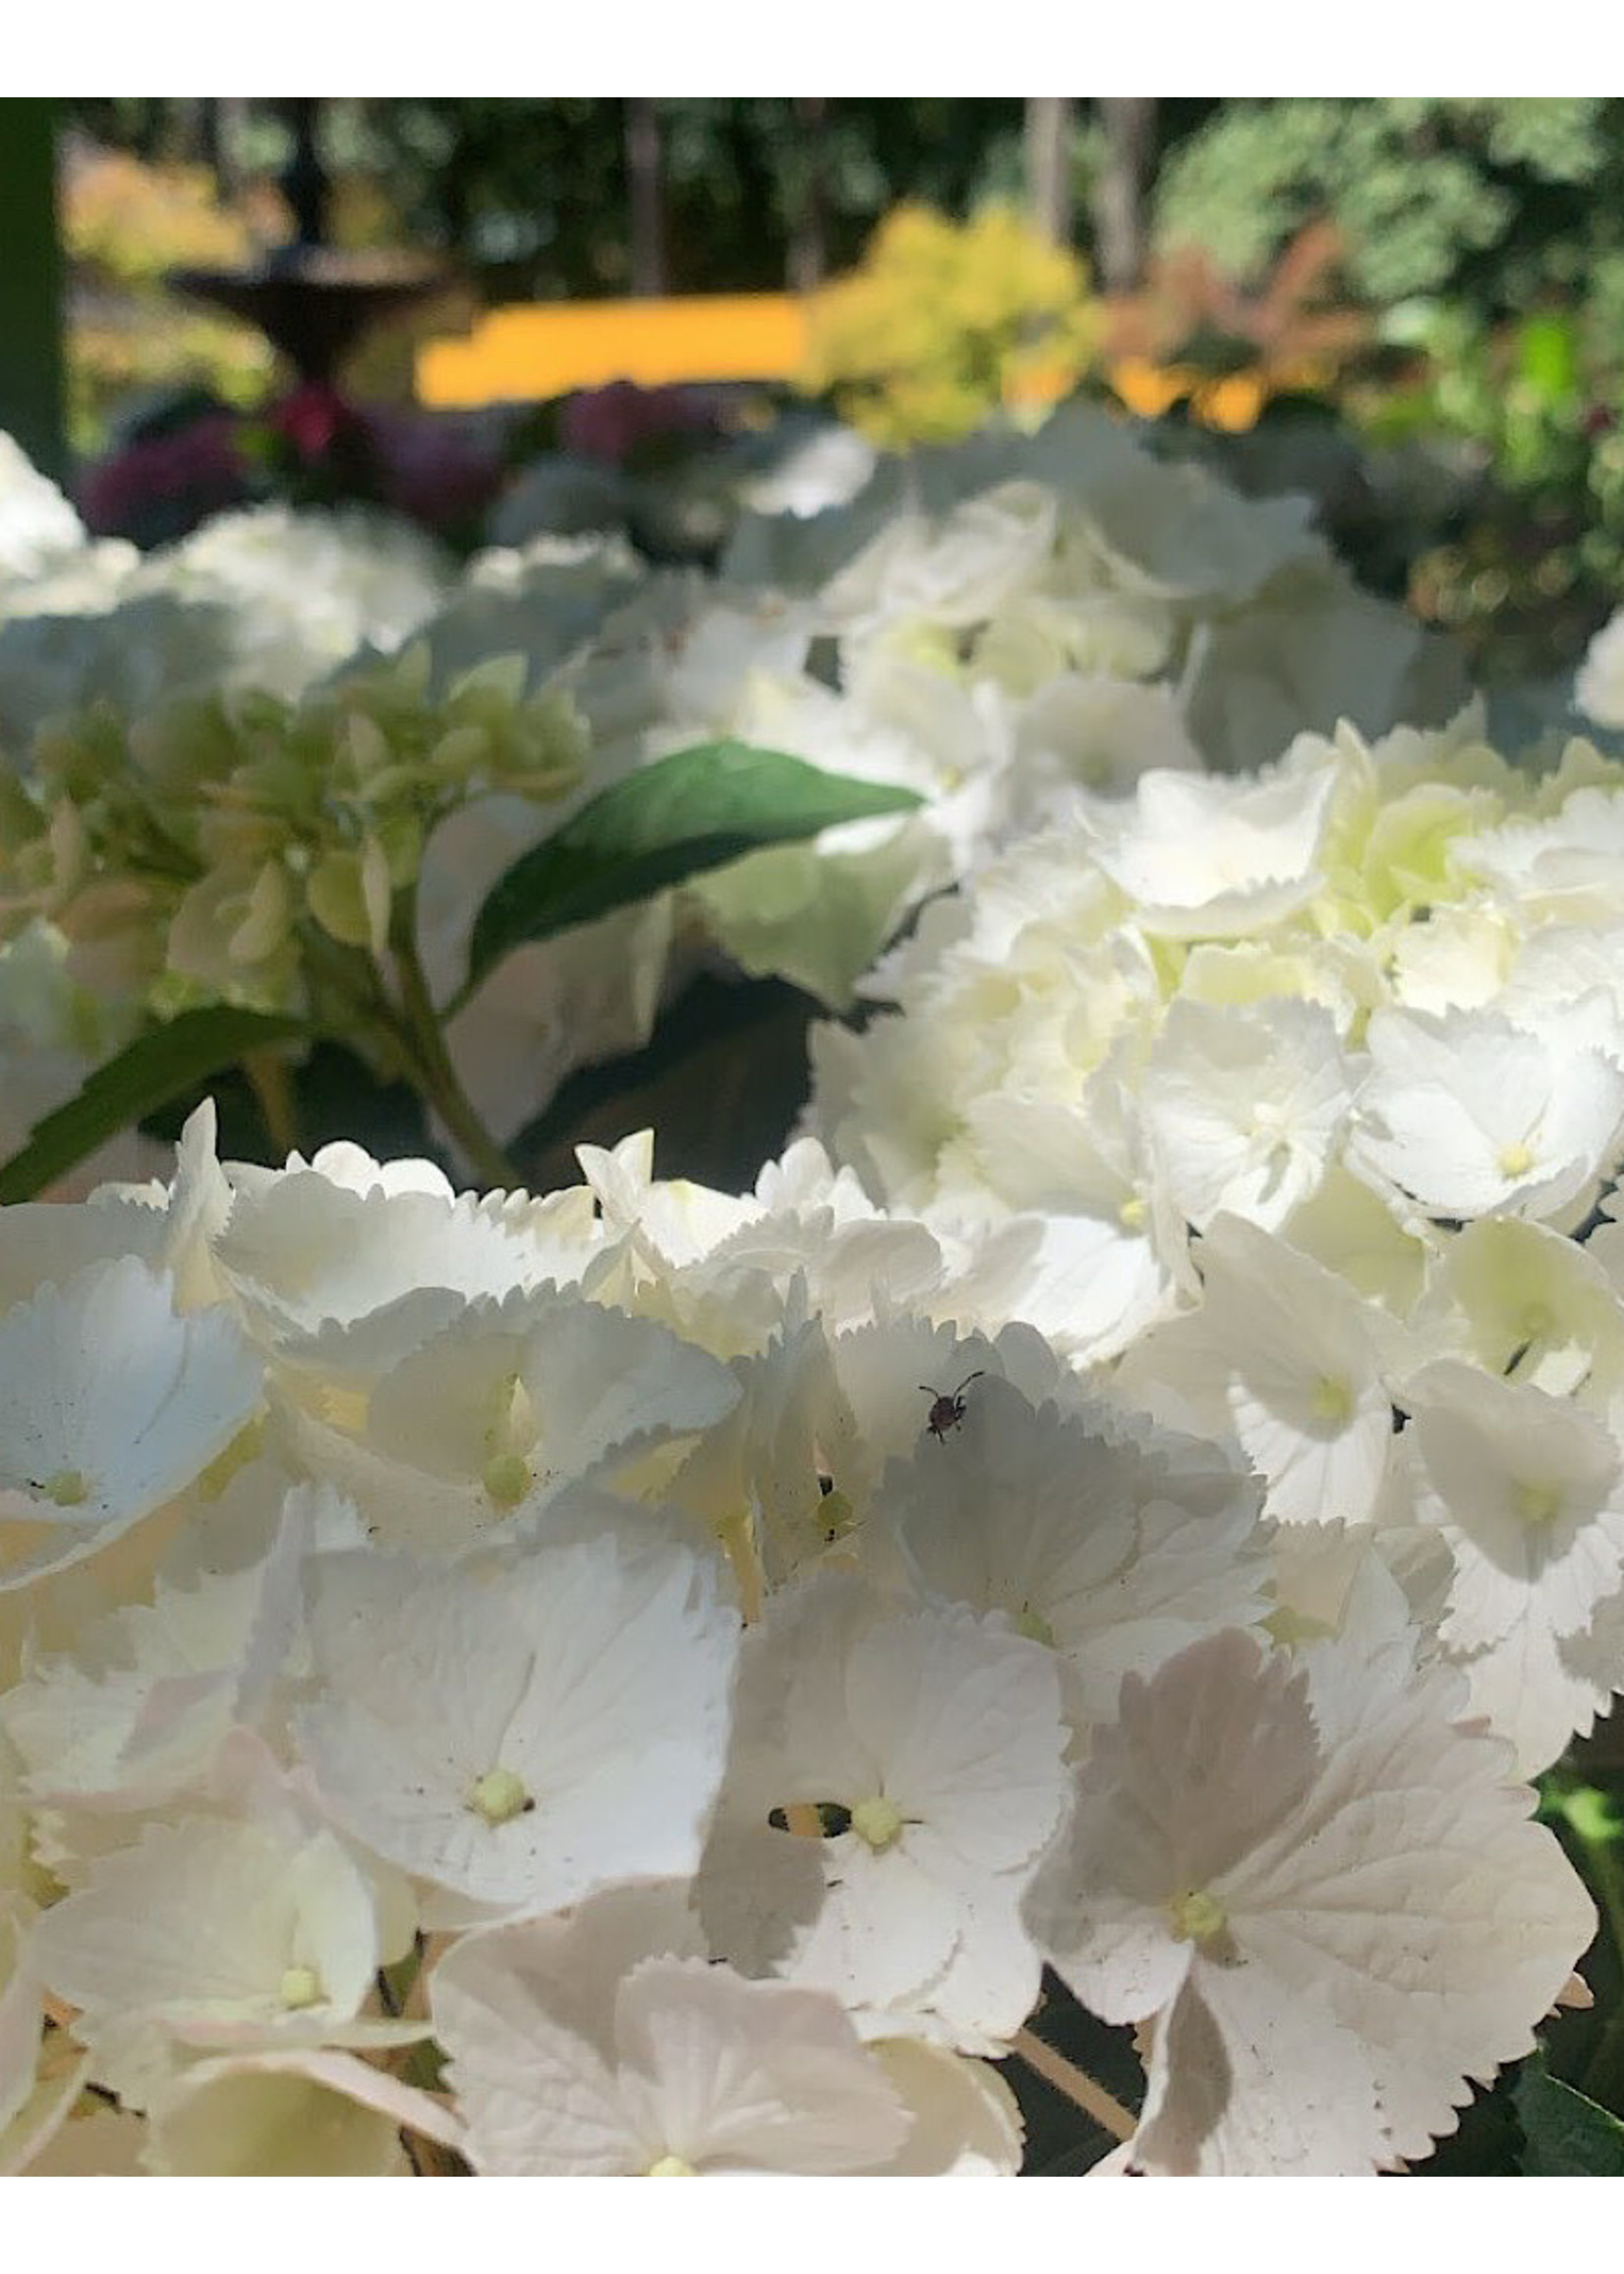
665 1304 857 1593
1073 446 1318 608
1402 1357 1624 1770
1384 898 1522 1015
1183 564 1457 778
272 1276 739 1553
432 1885 913 2176
1080 756 1339 938
1405 1216 1624 1405
1138 995 1356 1233
1348 1003 1624 1224
1574 610 1624 729
212 1150 586 1348
864 1372 1267 1736
820 483 1060 650
571 1132 946 1364
141 2045 460 2177
131 503 451 692
1025 1622 1595 2173
699 1573 1069 2052
0 1472 333 1815
1460 784 1624 927
27 1799 421 2108
1008 676 1203 826
0 432 87 575
0 1257 261 1591
866 2035 1023 2174
297 1530 739 1926
1115 1214 1398 1530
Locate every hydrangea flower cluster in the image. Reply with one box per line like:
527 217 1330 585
0 644 581 1058
0 469 452 750
808 709 1624 1777
0 1106 1595 2175
406 402 1468 1142
0 412 1611 2176
0 412 1466 1173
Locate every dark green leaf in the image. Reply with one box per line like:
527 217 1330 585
0 1007 309 1203
463 741 923 997
509 972 818 1197
141 1039 435 1176
1408 2070 1526 2176
1515 2064 1624 2175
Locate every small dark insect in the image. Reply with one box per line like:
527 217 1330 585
920 1371 985 1441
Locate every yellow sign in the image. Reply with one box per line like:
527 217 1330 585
417 294 812 408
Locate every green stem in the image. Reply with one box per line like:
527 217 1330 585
243 1047 299 1159
387 888 522 1192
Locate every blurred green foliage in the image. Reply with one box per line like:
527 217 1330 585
1153 98 1620 310
1360 294 1624 680
1148 101 1624 679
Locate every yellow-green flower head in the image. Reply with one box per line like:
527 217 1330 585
0 646 586 1031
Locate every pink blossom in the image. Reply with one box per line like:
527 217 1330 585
271 380 364 461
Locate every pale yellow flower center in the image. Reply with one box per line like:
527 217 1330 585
1497 1139 1536 1180
1309 1374 1354 1428
647 2154 698 2177
850 1795 905 1852
40 1468 89 1508
1168 1888 1227 1946
468 1766 531 1825
482 1372 538 1506
1516 1480 1563 1528
279 1964 323 2010
1015 1603 1056 1648
482 1452 533 1509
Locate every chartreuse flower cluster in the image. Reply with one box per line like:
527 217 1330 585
797 201 1100 446
0 645 585 1188
0 645 580 1017
807 709 1624 1779
0 1106 1595 2175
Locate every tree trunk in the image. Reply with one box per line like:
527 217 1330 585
1025 96 1073 246
206 98 247 201
1091 96 1156 292
0 99 67 486
787 96 829 293
626 99 667 298
280 97 328 249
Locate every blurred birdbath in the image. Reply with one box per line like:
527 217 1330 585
166 247 450 388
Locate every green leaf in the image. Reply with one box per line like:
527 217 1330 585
1515 2064 1624 2175
141 1038 433 1175
1408 2071 1526 2176
0 1007 309 1203
1516 312 1580 410
462 741 923 998
509 972 819 1198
